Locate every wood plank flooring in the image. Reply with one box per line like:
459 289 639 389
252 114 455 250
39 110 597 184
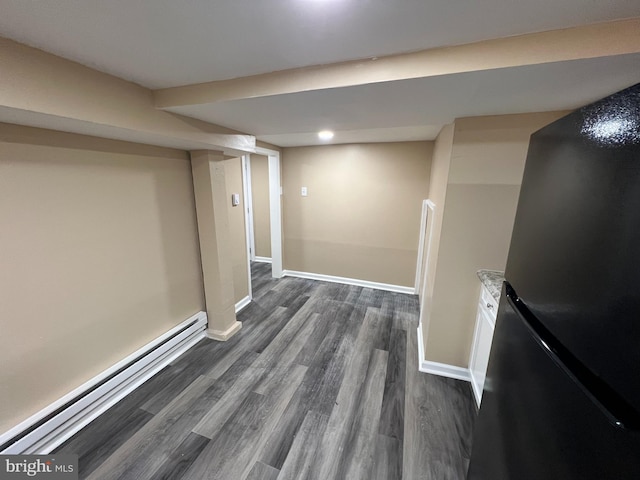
56 262 476 479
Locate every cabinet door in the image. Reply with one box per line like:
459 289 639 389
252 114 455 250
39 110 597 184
470 307 495 406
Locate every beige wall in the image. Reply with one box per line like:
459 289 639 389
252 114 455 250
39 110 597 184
282 142 432 287
0 37 254 154
190 151 240 339
419 124 454 324
250 154 272 258
0 124 205 433
224 158 249 303
422 112 567 367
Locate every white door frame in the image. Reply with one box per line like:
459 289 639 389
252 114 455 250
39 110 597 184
241 155 254 300
242 155 257 262
417 200 436 327
254 146 283 278
414 199 429 293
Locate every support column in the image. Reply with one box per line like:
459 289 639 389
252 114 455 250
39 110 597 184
191 150 242 341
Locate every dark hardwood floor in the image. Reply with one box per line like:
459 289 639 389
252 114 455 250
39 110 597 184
56 262 476 479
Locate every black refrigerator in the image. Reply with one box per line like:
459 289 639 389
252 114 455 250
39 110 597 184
467 83 640 479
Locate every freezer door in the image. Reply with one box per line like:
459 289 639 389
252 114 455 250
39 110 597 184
505 84 640 412
467 291 640 480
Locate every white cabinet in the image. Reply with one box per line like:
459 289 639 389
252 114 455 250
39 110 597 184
469 284 498 407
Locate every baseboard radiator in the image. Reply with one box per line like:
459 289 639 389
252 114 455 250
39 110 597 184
0 312 207 454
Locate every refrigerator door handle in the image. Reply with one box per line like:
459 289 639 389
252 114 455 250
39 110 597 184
505 283 640 431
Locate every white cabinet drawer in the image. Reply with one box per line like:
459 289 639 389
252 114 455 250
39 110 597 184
470 282 501 407
470 307 495 406
480 285 498 322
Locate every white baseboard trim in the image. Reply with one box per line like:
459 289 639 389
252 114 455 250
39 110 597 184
253 256 272 264
417 323 426 369
282 269 415 295
207 320 242 341
235 295 251 313
416 325 471 382
469 371 482 408
420 360 472 382
0 312 207 454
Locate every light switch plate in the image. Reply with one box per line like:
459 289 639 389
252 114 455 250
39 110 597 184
231 193 240 206
301 187 308 197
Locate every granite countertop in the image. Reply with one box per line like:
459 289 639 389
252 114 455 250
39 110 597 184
477 270 505 302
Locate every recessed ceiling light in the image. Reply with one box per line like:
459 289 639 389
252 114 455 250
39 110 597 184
318 130 334 140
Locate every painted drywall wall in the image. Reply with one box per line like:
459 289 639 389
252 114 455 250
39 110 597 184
0 36 254 154
190 151 238 336
423 112 567 367
0 124 205 434
418 124 454 333
282 142 432 287
250 154 272 258
224 158 249 303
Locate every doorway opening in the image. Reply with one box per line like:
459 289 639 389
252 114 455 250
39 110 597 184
240 148 283 308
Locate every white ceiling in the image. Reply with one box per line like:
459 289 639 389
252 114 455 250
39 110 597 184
166 54 640 146
0 0 639 89
0 1 639 147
